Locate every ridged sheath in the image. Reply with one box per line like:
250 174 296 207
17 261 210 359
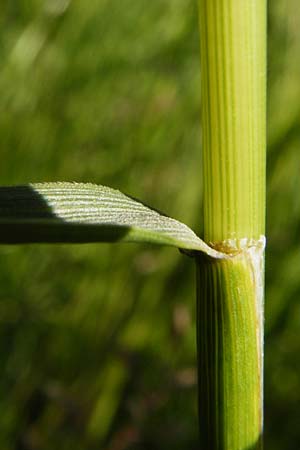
198 0 266 243
196 248 264 450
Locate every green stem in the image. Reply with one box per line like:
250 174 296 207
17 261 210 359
198 0 266 243
196 1 266 448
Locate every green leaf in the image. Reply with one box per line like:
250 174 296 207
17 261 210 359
0 182 223 258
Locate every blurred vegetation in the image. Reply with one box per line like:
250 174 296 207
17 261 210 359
0 1 299 449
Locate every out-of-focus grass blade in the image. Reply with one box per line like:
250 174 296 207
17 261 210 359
0 183 223 258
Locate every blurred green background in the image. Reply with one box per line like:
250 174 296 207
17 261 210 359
0 1 299 449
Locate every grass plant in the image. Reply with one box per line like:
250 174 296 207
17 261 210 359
0 2 266 449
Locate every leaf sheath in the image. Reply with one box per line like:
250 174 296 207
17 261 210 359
196 247 264 450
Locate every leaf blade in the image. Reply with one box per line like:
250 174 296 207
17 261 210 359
0 182 223 258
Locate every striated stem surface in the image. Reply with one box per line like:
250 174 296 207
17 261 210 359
198 0 266 243
197 1 266 448
196 241 265 449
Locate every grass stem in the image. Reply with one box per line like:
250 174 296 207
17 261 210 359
196 1 266 448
